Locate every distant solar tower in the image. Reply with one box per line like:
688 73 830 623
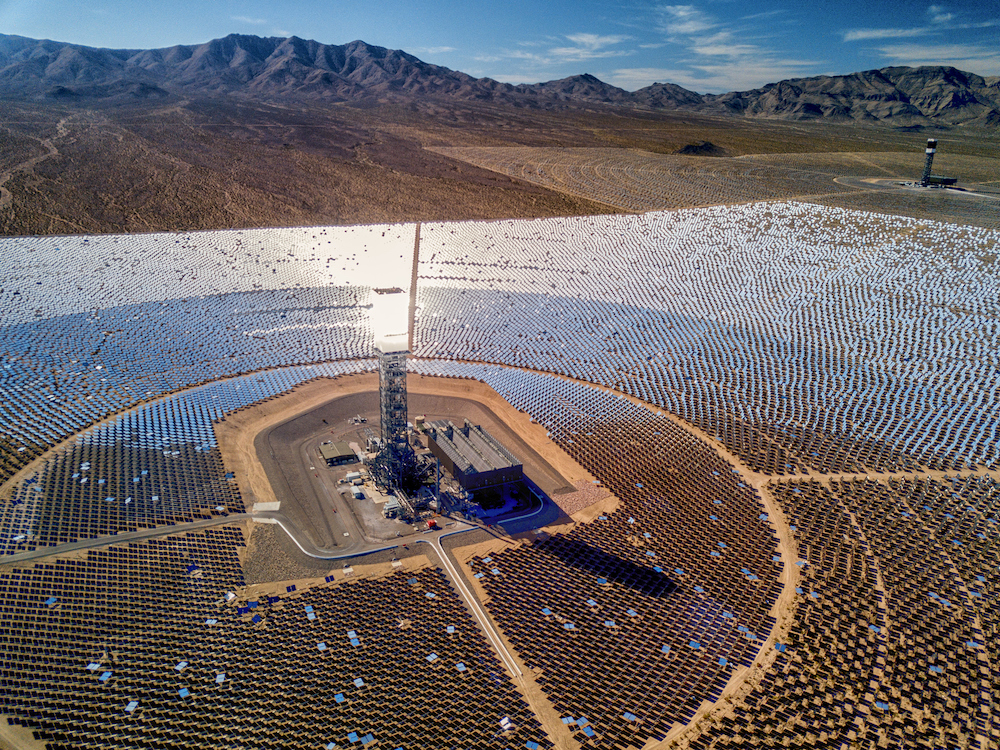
921 139 937 187
371 288 410 449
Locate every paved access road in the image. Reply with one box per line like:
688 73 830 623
0 513 254 565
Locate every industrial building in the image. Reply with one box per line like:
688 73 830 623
320 441 358 467
425 419 523 491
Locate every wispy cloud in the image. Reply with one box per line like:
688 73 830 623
567 33 629 47
410 46 457 56
550 33 632 61
607 67 692 90
636 4 819 92
928 5 954 24
489 73 536 84
876 42 1000 75
740 9 787 22
232 16 267 25
608 59 814 94
657 5 716 37
478 32 632 69
843 27 930 42
842 5 997 43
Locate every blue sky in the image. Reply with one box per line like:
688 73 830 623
1 0 997 92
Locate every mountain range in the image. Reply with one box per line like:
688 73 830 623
2 33 999 127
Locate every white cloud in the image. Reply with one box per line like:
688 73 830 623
609 58 817 93
232 16 267 25
640 4 820 92
740 9 788 22
656 5 716 37
843 8 999 42
877 42 1000 75
484 33 632 67
410 46 457 56
691 42 759 58
550 33 631 61
272 29 292 38
843 27 930 42
490 73 537 84
688 60 820 90
565 33 630 48
549 47 632 61
607 67 695 90
505 50 550 63
928 5 954 24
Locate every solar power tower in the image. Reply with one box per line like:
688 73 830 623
921 138 937 187
371 288 410 450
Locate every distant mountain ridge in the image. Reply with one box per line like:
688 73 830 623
1 33 998 127
710 66 1000 127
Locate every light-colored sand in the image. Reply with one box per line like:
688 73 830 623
0 716 48 750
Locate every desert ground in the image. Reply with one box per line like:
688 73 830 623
2 95 997 236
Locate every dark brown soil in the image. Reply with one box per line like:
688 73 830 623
674 140 729 156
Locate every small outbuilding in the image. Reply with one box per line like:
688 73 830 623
320 441 358 467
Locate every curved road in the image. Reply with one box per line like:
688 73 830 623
0 490 551 568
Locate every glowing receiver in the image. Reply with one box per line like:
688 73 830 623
371 288 409 354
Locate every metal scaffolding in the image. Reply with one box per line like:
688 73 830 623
921 138 937 187
371 287 410 450
378 348 408 449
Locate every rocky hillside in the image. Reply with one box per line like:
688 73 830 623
1 33 997 127
709 66 1000 127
